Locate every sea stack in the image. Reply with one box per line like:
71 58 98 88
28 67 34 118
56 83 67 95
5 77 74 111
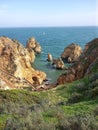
47 53 53 62
52 58 65 69
26 37 42 54
61 43 82 63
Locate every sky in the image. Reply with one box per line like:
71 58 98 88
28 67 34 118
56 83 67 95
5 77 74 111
0 0 97 27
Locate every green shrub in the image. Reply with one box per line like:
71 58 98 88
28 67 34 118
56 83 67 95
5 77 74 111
94 106 98 116
68 92 82 103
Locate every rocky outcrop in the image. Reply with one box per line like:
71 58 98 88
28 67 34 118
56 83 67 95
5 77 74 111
61 43 82 63
0 36 46 89
57 38 98 84
26 37 42 54
52 58 65 69
47 53 65 70
47 53 53 62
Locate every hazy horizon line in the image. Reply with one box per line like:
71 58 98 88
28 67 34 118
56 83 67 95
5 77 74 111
0 25 98 28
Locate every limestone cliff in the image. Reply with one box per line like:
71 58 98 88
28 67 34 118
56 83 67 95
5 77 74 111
58 38 98 84
0 36 46 89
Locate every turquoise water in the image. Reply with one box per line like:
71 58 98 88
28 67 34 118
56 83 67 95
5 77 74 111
0 27 98 82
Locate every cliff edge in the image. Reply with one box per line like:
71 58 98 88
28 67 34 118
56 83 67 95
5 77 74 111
0 36 46 89
58 38 98 84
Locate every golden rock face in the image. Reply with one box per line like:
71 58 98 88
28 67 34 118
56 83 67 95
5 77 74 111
61 43 82 63
0 36 46 89
26 37 42 54
58 38 98 85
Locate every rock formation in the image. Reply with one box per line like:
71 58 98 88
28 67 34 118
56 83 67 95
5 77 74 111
26 37 42 54
47 53 53 62
57 38 98 84
0 36 46 89
61 43 82 63
47 53 65 70
52 58 65 69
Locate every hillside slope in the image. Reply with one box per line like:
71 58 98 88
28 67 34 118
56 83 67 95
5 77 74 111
0 37 98 129
0 72 98 130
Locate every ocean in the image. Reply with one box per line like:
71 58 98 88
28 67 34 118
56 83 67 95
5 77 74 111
0 26 98 82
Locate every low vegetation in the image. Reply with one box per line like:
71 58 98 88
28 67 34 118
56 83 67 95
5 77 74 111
0 72 98 130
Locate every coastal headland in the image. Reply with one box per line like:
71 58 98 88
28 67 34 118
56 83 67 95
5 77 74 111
0 36 98 91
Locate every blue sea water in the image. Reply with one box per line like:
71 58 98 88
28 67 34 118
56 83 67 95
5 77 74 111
0 26 98 82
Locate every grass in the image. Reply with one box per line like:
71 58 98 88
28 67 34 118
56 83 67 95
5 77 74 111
0 72 98 129
62 100 97 115
0 114 8 129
